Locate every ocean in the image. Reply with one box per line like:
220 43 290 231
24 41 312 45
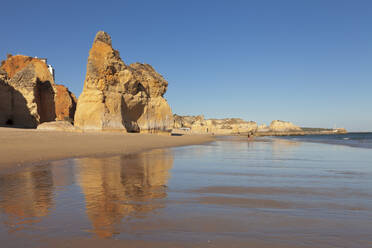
280 132 372 149
0 136 371 247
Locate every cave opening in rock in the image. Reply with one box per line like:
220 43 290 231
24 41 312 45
5 119 13 125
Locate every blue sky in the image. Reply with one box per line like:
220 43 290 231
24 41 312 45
1 0 371 131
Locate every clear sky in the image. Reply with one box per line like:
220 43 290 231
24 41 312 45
1 0 371 131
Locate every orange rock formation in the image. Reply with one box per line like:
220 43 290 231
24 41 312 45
74 31 173 133
1 55 52 80
0 55 76 127
54 84 77 122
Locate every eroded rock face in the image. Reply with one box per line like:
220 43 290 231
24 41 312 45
0 55 76 128
54 84 77 122
74 31 173 133
0 69 12 125
1 56 55 127
1 55 52 79
207 118 258 134
173 115 206 129
173 115 257 134
269 120 302 132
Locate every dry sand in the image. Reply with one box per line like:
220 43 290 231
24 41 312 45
0 127 214 171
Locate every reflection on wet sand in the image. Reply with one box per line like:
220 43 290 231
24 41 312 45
76 150 174 238
1 140 371 247
0 164 55 231
0 149 173 238
270 138 302 158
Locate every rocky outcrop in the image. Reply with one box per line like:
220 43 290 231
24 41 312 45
0 68 8 81
257 124 269 132
174 116 346 137
0 55 76 128
0 55 55 127
74 31 173 133
37 121 76 131
0 69 13 125
54 84 77 122
207 118 258 134
269 120 302 132
173 114 257 134
173 115 206 131
334 128 347 133
1 55 52 79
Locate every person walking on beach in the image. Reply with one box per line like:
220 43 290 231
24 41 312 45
247 131 254 140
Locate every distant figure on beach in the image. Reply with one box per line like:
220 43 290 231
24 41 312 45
247 131 254 140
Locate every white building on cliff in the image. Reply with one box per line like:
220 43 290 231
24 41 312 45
34 57 55 81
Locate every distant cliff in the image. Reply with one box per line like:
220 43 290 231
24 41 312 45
268 120 302 132
173 116 347 136
255 120 347 136
173 114 257 135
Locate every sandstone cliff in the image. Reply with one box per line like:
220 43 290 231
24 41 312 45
0 55 55 127
173 114 257 135
269 120 302 132
208 118 258 134
257 124 269 132
0 69 12 125
1 55 53 79
54 84 77 122
173 115 206 131
0 55 77 128
74 31 173 133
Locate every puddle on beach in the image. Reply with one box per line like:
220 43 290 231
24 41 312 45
0 139 372 248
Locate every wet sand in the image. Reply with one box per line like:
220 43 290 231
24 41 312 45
0 127 214 171
0 137 371 247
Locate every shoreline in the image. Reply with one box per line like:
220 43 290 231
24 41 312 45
0 127 215 172
254 130 347 137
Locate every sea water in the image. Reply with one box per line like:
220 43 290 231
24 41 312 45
281 132 372 149
0 137 371 248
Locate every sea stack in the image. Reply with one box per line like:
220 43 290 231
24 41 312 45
74 31 173 133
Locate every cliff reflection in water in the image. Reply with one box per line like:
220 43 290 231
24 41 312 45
0 164 55 232
75 149 174 238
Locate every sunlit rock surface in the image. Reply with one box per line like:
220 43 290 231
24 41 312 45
74 31 173 133
269 120 302 132
54 84 77 122
0 55 75 127
173 114 257 134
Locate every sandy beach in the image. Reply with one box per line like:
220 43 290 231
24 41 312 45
0 127 214 171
